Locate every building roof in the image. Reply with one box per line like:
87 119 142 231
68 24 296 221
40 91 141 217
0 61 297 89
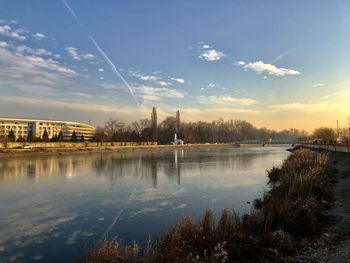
0 117 95 129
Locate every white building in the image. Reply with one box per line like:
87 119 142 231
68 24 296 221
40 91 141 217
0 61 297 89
0 117 95 141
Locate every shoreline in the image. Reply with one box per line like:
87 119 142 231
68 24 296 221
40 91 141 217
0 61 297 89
85 148 336 262
0 143 292 158
290 149 350 262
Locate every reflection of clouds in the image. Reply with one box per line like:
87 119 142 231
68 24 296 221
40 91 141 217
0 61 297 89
0 147 290 261
0 204 77 262
65 230 80 245
65 230 95 245
133 207 163 216
160 201 170 206
132 188 184 203
172 203 187 210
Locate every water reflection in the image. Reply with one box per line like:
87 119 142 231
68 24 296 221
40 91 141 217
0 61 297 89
0 148 274 186
0 147 290 263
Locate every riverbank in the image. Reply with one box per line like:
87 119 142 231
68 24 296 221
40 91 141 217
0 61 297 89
0 143 291 158
289 150 350 262
85 148 336 262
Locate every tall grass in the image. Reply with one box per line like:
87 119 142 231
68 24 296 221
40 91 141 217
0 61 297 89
85 149 334 262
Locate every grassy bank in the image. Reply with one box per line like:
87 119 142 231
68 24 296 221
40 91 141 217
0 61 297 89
85 149 335 262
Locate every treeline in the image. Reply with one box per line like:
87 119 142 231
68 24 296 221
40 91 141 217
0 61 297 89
3 129 84 143
312 127 349 143
92 107 307 144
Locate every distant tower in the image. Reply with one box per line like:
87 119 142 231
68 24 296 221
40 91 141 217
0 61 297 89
176 110 180 133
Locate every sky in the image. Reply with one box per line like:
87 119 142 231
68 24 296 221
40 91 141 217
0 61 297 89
0 0 350 131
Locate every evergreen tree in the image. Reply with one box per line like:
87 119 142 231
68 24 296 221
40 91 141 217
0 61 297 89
8 129 16 142
70 130 78 142
151 107 158 142
80 134 85 142
176 110 180 134
16 136 25 142
42 129 49 142
27 130 34 142
57 130 64 142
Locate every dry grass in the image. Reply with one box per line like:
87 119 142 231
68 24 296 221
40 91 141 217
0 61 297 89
85 149 334 263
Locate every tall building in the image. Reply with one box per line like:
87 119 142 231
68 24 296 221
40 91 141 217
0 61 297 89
0 118 95 141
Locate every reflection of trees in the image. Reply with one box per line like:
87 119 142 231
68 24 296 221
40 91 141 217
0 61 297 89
0 148 284 186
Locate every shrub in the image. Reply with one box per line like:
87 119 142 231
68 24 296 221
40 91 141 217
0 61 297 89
85 149 334 262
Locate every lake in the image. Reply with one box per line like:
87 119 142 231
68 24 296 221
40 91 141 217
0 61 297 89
0 146 290 262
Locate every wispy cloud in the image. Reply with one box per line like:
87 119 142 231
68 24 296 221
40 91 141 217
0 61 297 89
198 95 257 106
66 46 94 60
0 40 7 48
0 41 77 95
170 77 185 84
0 24 26 40
236 60 300 76
16 45 53 56
0 19 17 25
32 32 46 41
0 43 77 77
199 49 225 61
129 71 172 87
207 82 217 88
198 44 225 61
311 83 325 87
271 49 294 63
136 85 184 102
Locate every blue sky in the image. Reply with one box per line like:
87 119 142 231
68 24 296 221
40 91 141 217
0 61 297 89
0 0 350 131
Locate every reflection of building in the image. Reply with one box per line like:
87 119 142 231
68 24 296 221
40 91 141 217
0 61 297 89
0 155 94 182
0 117 95 141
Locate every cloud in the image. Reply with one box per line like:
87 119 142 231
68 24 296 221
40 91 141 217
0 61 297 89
36 48 52 56
0 43 77 89
0 41 7 48
0 24 26 40
236 60 300 76
66 46 95 60
98 68 104 72
158 80 171 87
0 19 17 25
236 61 246 65
32 32 46 40
136 85 184 101
202 44 211 49
208 82 216 88
170 77 185 84
312 83 325 87
129 71 172 87
198 95 257 106
199 47 226 61
16 46 52 56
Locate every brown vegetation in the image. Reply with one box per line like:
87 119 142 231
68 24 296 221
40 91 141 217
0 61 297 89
85 149 334 263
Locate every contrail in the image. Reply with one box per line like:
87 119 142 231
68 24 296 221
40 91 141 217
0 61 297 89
88 35 140 107
97 188 137 246
62 0 140 107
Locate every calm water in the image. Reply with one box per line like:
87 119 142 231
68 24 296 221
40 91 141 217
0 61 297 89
0 146 290 262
